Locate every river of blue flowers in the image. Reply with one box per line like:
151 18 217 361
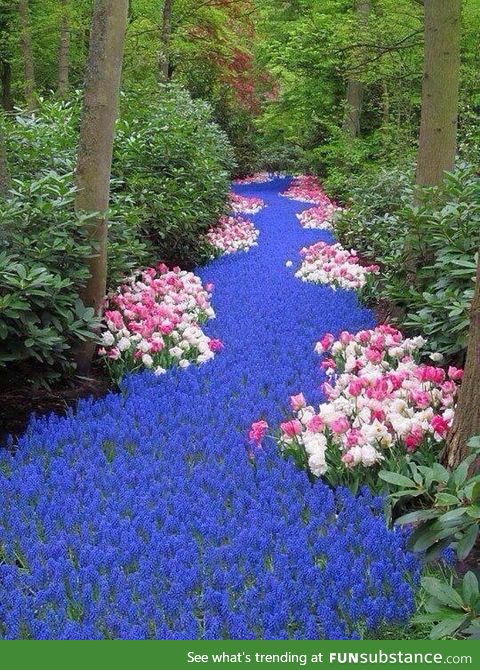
0 178 419 639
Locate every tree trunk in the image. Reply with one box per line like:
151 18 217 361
443 255 480 468
58 0 71 97
415 0 461 187
159 0 173 82
18 0 36 112
342 0 370 138
74 0 128 375
0 116 9 197
0 60 13 111
405 0 462 283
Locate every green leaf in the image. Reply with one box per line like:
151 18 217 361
468 436 480 449
471 482 480 504
432 463 450 484
429 615 468 640
453 454 478 488
438 507 468 524
395 509 439 526
411 524 455 553
378 470 417 488
421 577 464 610
435 493 461 506
456 524 479 561
463 620 480 639
462 571 479 607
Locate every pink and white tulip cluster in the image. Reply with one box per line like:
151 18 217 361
276 326 462 477
234 172 275 185
295 241 380 290
98 264 222 380
229 192 265 215
281 175 327 204
297 203 339 230
206 215 259 256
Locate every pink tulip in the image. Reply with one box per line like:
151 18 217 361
409 389 430 409
280 419 303 438
345 428 361 447
290 393 306 411
348 378 364 397
318 333 335 352
330 416 350 434
208 339 224 352
339 331 353 345
431 415 450 437
248 420 269 445
307 415 325 433
365 347 383 364
320 358 336 371
405 426 424 452
448 366 464 381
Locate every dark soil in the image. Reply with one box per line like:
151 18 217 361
0 366 111 448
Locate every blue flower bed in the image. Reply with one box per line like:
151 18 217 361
0 179 419 639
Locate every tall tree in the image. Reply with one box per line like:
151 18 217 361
0 113 9 196
58 0 71 97
74 0 129 374
415 0 461 186
0 0 14 111
18 0 36 111
444 257 480 468
0 61 12 111
159 0 173 81
342 0 371 138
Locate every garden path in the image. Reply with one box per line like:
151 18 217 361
0 179 412 640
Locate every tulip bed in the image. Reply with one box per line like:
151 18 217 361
229 192 265 215
297 205 338 230
295 241 380 291
0 177 421 640
206 215 259 256
266 326 461 483
98 265 220 383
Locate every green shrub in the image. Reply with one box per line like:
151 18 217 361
334 165 480 358
400 169 480 356
5 88 235 272
334 164 412 256
380 436 480 563
1 88 234 383
414 571 480 640
4 98 79 179
0 173 98 384
114 86 234 267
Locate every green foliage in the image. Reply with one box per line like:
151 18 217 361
5 97 79 178
414 571 480 639
379 437 480 562
334 163 412 255
3 98 154 286
335 165 480 358
0 172 98 384
114 86 234 267
0 87 233 382
4 88 234 274
400 170 480 356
